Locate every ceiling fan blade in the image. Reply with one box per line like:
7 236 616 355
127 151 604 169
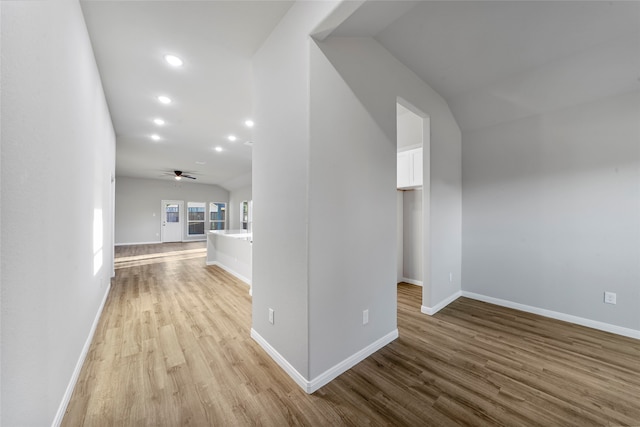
163 170 196 180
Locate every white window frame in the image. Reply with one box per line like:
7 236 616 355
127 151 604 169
187 202 206 236
209 202 227 230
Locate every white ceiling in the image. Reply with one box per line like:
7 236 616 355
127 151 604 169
82 1 639 189
336 1 640 131
81 0 293 190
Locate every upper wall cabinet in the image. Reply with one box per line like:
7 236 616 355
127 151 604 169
397 147 423 189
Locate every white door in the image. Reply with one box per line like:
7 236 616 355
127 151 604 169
161 200 183 242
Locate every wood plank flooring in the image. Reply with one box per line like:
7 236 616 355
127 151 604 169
63 242 640 426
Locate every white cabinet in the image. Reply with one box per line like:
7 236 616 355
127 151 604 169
397 147 423 189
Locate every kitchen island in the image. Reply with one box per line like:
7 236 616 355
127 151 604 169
206 230 252 293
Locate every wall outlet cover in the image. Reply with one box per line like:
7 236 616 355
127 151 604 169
604 292 617 305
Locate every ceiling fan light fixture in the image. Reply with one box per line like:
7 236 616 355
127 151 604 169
171 170 195 180
164 54 183 67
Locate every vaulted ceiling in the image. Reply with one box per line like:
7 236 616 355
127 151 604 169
82 1 639 189
81 1 293 189
334 1 640 131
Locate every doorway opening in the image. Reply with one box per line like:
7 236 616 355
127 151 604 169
396 100 430 309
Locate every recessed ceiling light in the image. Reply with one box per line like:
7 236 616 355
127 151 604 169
151 134 160 141
153 118 165 126
228 135 237 142
244 120 254 128
157 95 171 104
164 54 183 67
215 146 223 152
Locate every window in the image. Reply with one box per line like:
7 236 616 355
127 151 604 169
187 202 206 235
166 204 180 222
209 202 227 230
240 200 252 231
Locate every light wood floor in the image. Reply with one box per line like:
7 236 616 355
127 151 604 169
63 242 640 426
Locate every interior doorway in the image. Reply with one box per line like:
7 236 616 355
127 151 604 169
396 100 430 307
161 200 183 243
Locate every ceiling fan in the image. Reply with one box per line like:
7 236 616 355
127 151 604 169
166 170 196 181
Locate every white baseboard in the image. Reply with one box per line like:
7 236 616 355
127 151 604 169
115 241 161 246
462 291 640 340
421 290 461 315
401 277 423 287
206 261 252 286
307 329 398 393
250 329 309 391
52 282 111 427
251 328 398 394
115 239 205 246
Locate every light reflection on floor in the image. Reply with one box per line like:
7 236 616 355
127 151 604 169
114 247 206 269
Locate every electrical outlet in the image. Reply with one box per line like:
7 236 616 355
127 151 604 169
363 309 369 325
268 308 274 324
449 272 453 283
604 292 617 305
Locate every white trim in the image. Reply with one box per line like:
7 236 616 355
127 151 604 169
115 238 206 246
462 291 640 340
52 282 111 427
115 241 161 246
421 290 461 316
401 277 422 287
418 289 640 340
307 329 398 393
207 260 252 286
251 328 398 394
250 328 309 391
114 241 162 246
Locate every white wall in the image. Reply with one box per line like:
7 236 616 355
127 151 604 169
308 40 398 379
317 37 462 311
462 91 640 332
252 1 338 381
397 104 423 150
252 12 461 388
228 185 252 230
115 176 228 245
402 189 423 283
1 1 116 424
